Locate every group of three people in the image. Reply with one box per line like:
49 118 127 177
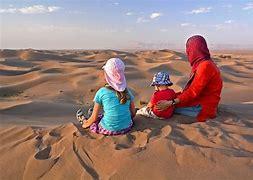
76 35 223 136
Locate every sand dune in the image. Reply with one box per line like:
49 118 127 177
1 109 253 179
0 49 253 179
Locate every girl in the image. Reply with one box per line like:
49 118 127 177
77 58 136 135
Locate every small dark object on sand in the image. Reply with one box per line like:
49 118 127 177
219 54 232 59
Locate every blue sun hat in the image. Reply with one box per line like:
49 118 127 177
150 71 173 86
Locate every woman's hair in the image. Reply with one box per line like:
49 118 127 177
105 84 130 104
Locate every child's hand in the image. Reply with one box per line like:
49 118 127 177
147 102 154 109
82 120 92 129
146 106 151 111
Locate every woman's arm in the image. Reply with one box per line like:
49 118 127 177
155 98 180 111
156 62 214 111
82 103 101 128
177 62 214 103
130 101 136 118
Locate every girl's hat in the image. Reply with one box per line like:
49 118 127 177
102 58 126 92
150 72 173 86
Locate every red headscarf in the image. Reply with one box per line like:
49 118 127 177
186 35 211 73
184 35 211 89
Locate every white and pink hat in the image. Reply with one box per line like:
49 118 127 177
102 58 127 92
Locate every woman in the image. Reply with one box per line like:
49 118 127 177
156 35 223 122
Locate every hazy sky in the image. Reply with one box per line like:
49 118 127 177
1 0 253 49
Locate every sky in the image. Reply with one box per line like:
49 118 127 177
0 0 253 49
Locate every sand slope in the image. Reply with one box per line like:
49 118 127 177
0 49 253 179
1 110 253 179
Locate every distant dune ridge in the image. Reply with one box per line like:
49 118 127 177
0 49 253 179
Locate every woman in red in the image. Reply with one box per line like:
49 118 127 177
156 35 223 122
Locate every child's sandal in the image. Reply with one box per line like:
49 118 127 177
76 108 88 125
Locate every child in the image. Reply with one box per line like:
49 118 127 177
77 58 136 135
136 72 176 119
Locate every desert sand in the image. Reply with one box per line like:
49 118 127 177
0 49 253 179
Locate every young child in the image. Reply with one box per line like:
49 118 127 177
77 58 136 135
136 71 176 119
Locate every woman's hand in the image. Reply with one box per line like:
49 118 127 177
155 98 180 111
155 100 173 111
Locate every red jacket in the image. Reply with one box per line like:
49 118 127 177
151 89 176 119
177 60 223 122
